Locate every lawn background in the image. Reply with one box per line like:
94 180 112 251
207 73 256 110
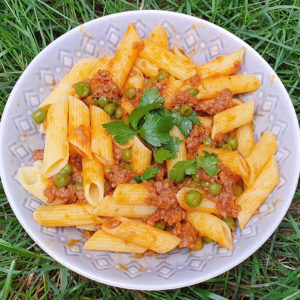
0 0 299 299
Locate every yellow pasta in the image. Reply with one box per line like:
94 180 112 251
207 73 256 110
33 204 100 227
130 136 152 176
198 116 213 129
82 157 104 206
172 44 194 64
211 101 255 139
139 40 196 80
113 183 149 205
187 212 233 249
124 66 145 90
177 187 219 214
84 230 146 253
93 195 156 218
135 57 159 78
245 131 277 187
39 57 111 107
68 96 92 159
18 160 50 203
76 224 102 231
236 123 255 157
163 76 183 108
110 23 141 88
90 105 114 166
113 138 134 150
148 25 169 49
197 48 245 79
238 156 279 229
42 100 69 178
197 146 249 179
166 126 187 174
102 217 180 253
194 75 260 100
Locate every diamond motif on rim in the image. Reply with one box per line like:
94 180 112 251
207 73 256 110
23 198 41 212
122 262 145 279
41 226 59 236
155 262 175 279
9 143 30 159
64 242 83 256
106 24 121 50
93 255 112 270
59 49 74 68
24 90 41 108
134 20 147 38
187 257 206 271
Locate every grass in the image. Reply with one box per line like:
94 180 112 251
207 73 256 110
0 0 299 299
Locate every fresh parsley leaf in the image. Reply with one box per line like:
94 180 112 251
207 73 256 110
102 121 137 144
159 108 200 137
162 137 183 155
139 113 174 147
153 148 173 164
135 166 160 183
128 87 164 130
169 160 197 182
195 151 220 177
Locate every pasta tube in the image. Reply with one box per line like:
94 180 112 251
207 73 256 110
113 183 149 205
148 25 169 49
236 123 255 157
102 217 180 253
42 100 69 178
135 57 159 78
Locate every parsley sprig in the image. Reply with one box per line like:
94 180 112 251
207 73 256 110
135 166 160 183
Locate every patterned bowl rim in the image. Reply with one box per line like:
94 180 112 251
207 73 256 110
0 10 299 290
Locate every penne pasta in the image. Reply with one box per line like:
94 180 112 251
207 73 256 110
194 75 260 100
130 136 152 176
166 126 186 175
84 230 146 253
187 212 233 249
113 183 149 205
238 156 279 229
102 217 180 253
197 48 245 79
177 187 219 214
82 157 104 206
139 40 196 80
172 44 194 64
33 204 100 227
163 76 183 108
198 116 213 129
39 57 111 107
68 96 92 159
245 131 277 187
113 138 134 150
135 57 159 78
211 101 255 139
18 160 50 203
76 224 102 231
90 105 114 166
124 66 145 90
42 100 69 178
148 25 169 49
236 123 255 157
110 23 141 88
93 195 156 218
197 146 249 179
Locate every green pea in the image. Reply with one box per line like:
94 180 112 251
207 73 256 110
55 173 71 188
124 163 131 171
32 108 47 124
156 69 169 81
217 142 224 148
112 98 120 105
121 149 132 162
209 182 223 195
125 87 137 99
224 217 236 230
221 143 232 151
189 182 198 188
123 117 130 126
105 167 112 173
203 137 212 147
187 87 199 96
96 96 109 108
203 236 214 243
185 190 202 207
191 236 203 251
180 105 193 116
227 136 238 150
192 173 200 182
104 103 116 116
75 81 91 98
114 106 123 119
155 222 165 230
165 225 173 232
75 180 83 190
236 185 244 197
60 163 72 175
200 181 210 188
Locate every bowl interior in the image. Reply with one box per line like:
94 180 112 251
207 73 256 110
0 10 299 290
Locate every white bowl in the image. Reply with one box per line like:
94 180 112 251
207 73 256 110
0 10 299 290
